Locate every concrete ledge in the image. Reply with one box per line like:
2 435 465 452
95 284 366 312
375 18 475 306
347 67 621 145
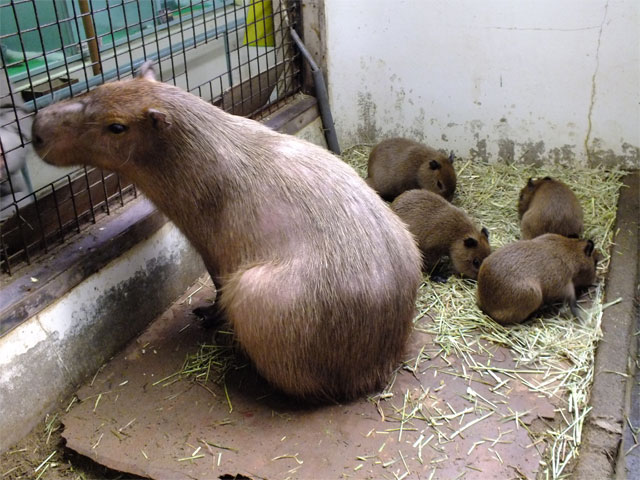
0 217 205 452
574 171 640 479
263 94 319 135
0 199 168 336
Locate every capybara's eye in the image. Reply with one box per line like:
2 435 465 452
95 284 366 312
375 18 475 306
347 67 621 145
437 180 443 190
108 123 128 134
473 258 481 269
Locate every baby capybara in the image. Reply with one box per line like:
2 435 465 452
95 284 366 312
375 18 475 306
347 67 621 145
518 176 583 239
366 137 456 201
391 189 490 279
477 234 599 325
31 62 422 402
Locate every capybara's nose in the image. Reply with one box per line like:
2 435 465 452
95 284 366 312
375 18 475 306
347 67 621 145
32 132 44 149
31 116 45 150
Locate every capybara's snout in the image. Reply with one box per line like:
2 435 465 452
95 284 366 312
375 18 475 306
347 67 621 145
31 117 45 151
32 100 87 164
31 108 59 155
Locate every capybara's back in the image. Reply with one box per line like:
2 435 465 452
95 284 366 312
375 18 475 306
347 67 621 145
477 234 598 324
518 177 583 239
32 64 422 402
366 138 456 201
391 189 490 279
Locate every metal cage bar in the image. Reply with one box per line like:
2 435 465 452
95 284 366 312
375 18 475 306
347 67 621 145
0 0 302 276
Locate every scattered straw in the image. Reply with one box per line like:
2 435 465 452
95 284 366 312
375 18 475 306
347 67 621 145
2 466 19 477
162 333 247 409
93 393 102 413
179 340 238 384
343 144 626 478
451 411 495 439
177 454 205 462
271 453 304 464
65 397 77 414
44 413 59 445
199 439 239 452
34 451 56 473
91 433 104 450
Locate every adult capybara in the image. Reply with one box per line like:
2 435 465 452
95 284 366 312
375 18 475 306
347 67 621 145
477 234 599 325
366 137 456 201
391 189 490 280
31 63 422 402
518 177 583 239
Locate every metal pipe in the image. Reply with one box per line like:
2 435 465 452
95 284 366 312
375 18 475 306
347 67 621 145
78 0 102 75
289 28 340 155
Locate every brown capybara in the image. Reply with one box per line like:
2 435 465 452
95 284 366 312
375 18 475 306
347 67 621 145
366 137 456 201
31 62 422 402
518 176 583 239
477 234 599 325
391 189 490 280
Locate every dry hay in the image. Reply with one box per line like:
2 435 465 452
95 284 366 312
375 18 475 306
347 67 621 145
342 144 625 478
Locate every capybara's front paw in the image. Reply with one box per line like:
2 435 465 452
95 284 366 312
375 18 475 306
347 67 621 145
193 303 225 329
430 273 450 283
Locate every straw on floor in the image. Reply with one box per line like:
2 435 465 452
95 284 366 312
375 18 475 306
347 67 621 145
343 144 625 478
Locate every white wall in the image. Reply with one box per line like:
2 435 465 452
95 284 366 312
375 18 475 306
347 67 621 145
325 0 639 167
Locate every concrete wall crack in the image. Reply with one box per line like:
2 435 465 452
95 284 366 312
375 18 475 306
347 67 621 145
584 0 609 163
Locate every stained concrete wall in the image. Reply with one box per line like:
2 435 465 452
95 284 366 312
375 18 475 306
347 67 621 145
0 220 205 453
324 0 640 167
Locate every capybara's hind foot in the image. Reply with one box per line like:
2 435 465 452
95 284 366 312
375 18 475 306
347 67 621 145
568 297 585 321
193 303 225 329
428 264 450 283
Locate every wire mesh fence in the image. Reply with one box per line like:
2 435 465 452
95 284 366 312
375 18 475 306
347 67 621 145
0 0 302 276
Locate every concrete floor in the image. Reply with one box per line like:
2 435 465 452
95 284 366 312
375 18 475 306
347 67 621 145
60 276 560 480
622 308 640 476
54 173 639 480
574 172 639 479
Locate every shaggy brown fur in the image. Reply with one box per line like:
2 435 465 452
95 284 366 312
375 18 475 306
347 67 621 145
32 63 422 402
518 177 583 239
366 137 456 201
391 189 490 279
477 234 598 325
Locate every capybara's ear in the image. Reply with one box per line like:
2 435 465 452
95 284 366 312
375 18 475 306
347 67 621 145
481 227 489 239
146 108 171 129
429 160 441 170
448 151 455 164
527 178 534 188
584 239 595 257
136 60 157 82
463 237 478 248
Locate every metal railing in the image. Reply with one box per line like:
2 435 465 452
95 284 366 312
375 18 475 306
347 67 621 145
0 0 302 276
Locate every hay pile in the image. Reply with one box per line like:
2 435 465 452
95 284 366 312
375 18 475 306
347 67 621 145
342 144 625 478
